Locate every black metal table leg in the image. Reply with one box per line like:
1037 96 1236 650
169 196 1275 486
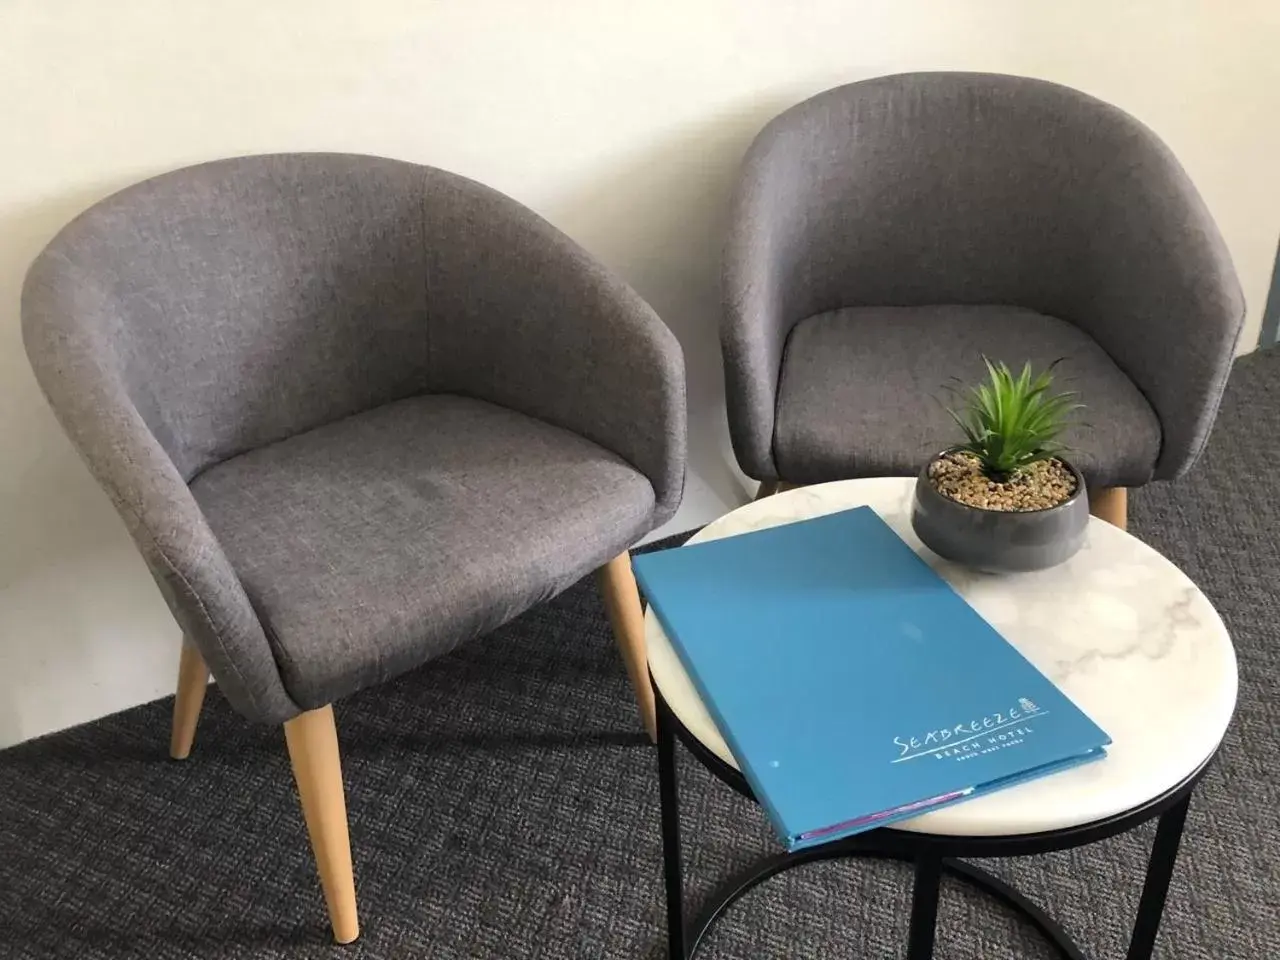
1125 794 1191 960
907 853 943 960
657 697 687 960
649 685 1215 960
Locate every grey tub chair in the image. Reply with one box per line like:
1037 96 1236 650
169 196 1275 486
21 153 686 943
724 73 1244 526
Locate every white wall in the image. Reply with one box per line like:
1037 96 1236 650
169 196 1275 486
2 1 1278 746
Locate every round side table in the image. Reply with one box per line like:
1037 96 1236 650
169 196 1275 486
646 478 1237 960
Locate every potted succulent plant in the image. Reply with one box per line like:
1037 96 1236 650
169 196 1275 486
911 359 1088 573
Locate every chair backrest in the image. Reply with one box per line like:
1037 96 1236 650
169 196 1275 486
732 72 1193 325
25 154 438 481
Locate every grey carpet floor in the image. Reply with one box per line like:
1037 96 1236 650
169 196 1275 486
3 351 1280 959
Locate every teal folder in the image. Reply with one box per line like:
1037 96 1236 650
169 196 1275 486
634 506 1110 850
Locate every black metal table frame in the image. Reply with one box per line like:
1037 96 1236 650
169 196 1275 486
655 688 1210 960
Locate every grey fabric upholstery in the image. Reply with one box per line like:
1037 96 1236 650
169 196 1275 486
776 305 1161 486
724 72 1245 484
191 395 656 709
22 153 686 724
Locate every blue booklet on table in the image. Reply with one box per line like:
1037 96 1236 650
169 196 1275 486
633 506 1110 851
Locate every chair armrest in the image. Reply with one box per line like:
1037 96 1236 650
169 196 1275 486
22 260 302 724
720 143 806 482
423 172 687 525
1061 145 1246 480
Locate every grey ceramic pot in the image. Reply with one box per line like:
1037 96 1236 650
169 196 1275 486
911 455 1089 573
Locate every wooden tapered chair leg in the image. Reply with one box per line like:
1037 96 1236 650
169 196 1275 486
169 640 209 760
754 480 780 501
755 480 802 501
284 705 359 945
598 552 657 742
1090 486 1128 531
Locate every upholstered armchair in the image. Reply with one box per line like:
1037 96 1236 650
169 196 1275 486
723 72 1244 527
22 154 685 943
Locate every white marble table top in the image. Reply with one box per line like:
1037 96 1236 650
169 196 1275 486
645 478 1238 837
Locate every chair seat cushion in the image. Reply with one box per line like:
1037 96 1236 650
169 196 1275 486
774 305 1162 486
191 394 656 709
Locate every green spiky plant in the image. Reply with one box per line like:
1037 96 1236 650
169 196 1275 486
944 359 1081 483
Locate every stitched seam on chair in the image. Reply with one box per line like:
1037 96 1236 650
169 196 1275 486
146 535 260 715
421 169 435 390
252 609 305 707
768 317 806 480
